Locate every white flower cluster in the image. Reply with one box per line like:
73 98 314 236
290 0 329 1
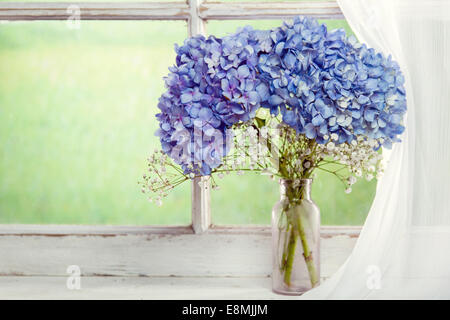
139 149 188 206
140 118 385 206
317 135 384 193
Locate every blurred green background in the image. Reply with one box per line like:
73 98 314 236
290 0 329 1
0 18 376 225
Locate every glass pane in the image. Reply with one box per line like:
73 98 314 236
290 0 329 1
207 19 283 38
212 174 279 225
0 0 181 2
205 0 333 2
0 20 191 225
211 171 376 226
206 19 354 38
208 19 375 226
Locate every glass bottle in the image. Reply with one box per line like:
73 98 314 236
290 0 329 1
272 178 320 295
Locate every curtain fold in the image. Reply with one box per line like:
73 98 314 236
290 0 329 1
303 0 450 299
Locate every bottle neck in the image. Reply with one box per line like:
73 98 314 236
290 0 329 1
279 179 312 201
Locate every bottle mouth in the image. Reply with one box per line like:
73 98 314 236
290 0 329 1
279 178 313 186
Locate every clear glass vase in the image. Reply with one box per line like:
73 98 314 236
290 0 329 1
272 178 320 295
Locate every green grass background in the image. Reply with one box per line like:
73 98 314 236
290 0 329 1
0 19 376 225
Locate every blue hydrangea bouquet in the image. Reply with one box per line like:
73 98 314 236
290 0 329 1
140 16 406 294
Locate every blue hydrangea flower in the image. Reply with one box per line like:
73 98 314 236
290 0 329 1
155 28 271 175
350 46 407 147
206 26 272 126
257 16 406 148
257 16 331 143
155 35 228 175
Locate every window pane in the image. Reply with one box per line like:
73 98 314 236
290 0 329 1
205 0 334 2
206 19 354 38
208 19 375 226
211 172 376 226
0 20 191 225
0 0 181 2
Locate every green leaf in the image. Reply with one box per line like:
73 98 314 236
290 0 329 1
254 117 266 128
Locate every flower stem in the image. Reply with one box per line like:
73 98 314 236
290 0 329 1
282 205 319 289
296 214 319 287
283 228 298 286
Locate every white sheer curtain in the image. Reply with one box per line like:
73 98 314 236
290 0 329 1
304 0 450 299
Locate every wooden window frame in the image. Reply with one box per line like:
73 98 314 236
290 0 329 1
0 1 359 281
0 0 345 234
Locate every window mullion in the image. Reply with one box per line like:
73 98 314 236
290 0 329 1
188 0 211 234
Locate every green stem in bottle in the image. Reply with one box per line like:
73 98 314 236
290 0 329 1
281 183 319 288
296 212 319 287
283 225 298 286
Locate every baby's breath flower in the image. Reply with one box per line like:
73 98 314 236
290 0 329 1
348 176 357 185
326 142 335 151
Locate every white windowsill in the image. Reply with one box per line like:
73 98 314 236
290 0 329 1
0 225 358 299
0 276 302 300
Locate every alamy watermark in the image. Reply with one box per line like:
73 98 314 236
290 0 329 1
66 5 81 30
366 264 382 290
66 265 81 290
168 122 282 173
